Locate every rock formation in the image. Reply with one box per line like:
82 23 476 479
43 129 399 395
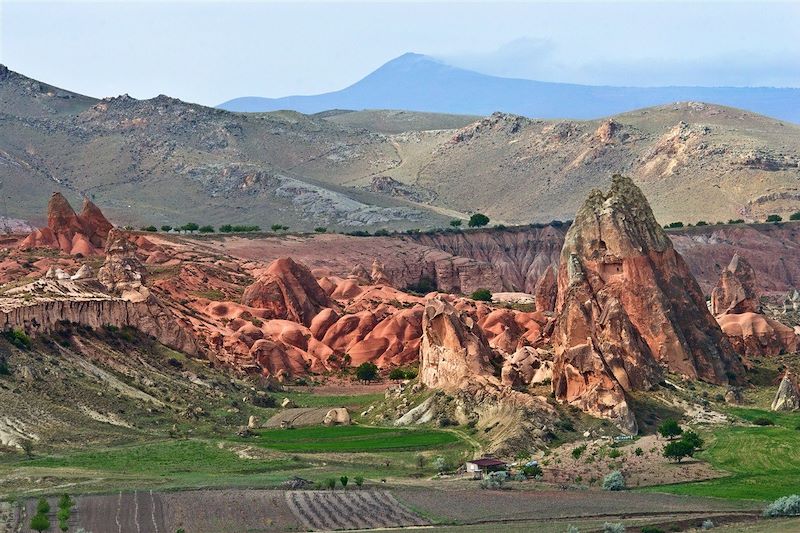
710 254 760 315
772 372 800 411
19 193 113 255
534 264 557 313
370 259 391 286
97 229 149 301
552 175 743 432
242 257 333 326
717 312 798 357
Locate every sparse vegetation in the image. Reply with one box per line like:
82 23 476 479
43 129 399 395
3 327 32 349
219 224 261 233
449 219 462 227
271 224 290 232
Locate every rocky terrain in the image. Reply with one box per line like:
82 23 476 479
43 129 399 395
2 65 800 230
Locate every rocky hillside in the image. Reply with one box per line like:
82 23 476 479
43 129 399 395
2 65 799 229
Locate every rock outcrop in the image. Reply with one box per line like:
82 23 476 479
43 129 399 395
97 229 149 302
710 254 760 315
19 193 113 255
717 312 798 357
534 264 557 313
552 175 743 432
772 372 800 411
242 257 333 326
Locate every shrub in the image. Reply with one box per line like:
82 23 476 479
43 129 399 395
354 475 364 487
36 498 50 515
701 519 715 530
696 221 708 226
566 526 580 533
198 225 215 233
663 440 695 462
658 419 683 439
140 225 158 232
19 438 34 458
340 475 348 489
602 522 625 533
58 494 74 510
608 449 622 459
470 288 492 302
634 447 643 456
752 417 775 426
180 222 199 232
4 328 31 349
355 362 378 382
665 222 684 229
641 527 665 533
433 456 450 473
480 470 508 489
389 368 406 381
766 214 783 223
602 470 625 491
405 277 436 294
160 225 173 232
373 228 391 236
763 494 800 517
314 227 327 233
0 358 9 376
468 213 490 227
30 513 50 533
681 430 704 450
728 219 745 224
271 224 289 232
522 463 543 478
572 444 587 459
790 212 800 221
449 219 462 227
324 478 336 490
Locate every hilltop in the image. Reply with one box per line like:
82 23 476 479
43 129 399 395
1 65 799 228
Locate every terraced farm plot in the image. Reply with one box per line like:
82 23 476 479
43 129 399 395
245 425 462 452
286 490 429 531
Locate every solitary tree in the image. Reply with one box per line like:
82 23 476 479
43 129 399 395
30 513 50 533
658 419 683 440
663 440 695 463
468 213 490 228
355 362 378 382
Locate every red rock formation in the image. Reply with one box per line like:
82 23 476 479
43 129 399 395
717 313 798 357
710 254 760 315
534 264 557 313
242 257 333 326
552 175 743 432
19 193 113 255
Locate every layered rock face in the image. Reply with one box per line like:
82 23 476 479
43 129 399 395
19 193 113 255
242 257 333 326
552 175 743 432
710 254 760 315
772 372 800 411
534 264 557 313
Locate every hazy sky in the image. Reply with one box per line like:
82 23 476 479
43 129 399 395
1 1 799 106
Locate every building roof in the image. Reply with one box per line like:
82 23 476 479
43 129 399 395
467 458 507 467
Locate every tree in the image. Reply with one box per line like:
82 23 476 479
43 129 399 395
354 475 364 488
19 438 34 459
449 219 462 227
340 475 348 489
180 222 199 233
314 227 327 233
30 513 50 533
58 494 74 510
602 470 626 491
681 430 704 451
470 288 492 302
658 419 683 440
219 224 233 233
665 222 684 229
468 213 490 228
198 225 215 233
271 224 288 232
36 498 50 515
389 368 406 381
695 221 708 226
767 214 783 223
790 212 800 221
355 362 378 382
160 225 173 232
663 440 694 463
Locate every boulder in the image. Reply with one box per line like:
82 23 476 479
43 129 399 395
242 257 333 326
247 415 259 429
772 372 800 411
280 397 297 409
323 407 351 426
552 175 743 432
710 254 760 315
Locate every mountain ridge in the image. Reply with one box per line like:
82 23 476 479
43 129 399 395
218 53 800 123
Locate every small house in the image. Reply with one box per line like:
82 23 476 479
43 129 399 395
465 457 507 478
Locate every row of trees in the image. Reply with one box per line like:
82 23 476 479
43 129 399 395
29 494 74 532
666 212 800 229
322 475 364 490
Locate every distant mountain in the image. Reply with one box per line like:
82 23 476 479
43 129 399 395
219 53 800 123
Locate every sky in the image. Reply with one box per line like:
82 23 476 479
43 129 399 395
1 1 799 106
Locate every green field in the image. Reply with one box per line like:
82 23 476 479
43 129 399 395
242 425 461 453
643 409 800 500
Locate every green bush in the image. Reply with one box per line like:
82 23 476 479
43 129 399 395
658 419 683 439
681 430 704 450
30 513 50 533
634 447 643 456
388 368 406 381
180 222 199 232
324 478 336 490
752 417 775 426
449 219 462 227
763 494 800 517
271 224 289 232
663 440 695 462
374 229 390 236
468 213 490 227
695 221 708 226
608 449 622 459
470 288 492 301
0 358 9 376
160 225 173 232
36 498 50 515
355 362 378 382
314 227 327 233
522 463 543 478
198 225 215 233
354 475 364 487
480 470 508 490
665 222 684 229
602 470 625 491
728 219 745 224
3 328 31 349
641 526 664 533
790 212 800 221
602 522 625 532
766 214 783 223
572 444 587 459
340 475 348 488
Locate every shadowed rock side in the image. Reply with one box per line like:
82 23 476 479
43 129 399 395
534 264 558 313
552 175 744 432
710 254 760 315
19 193 113 255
